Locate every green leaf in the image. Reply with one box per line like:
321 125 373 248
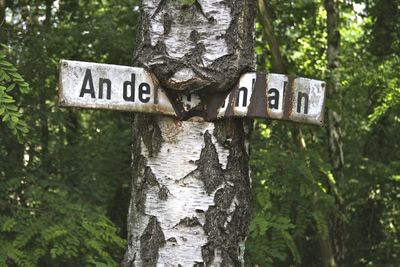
0 98 15 103
16 124 29 133
11 116 19 123
2 113 10 122
0 60 13 67
19 82 29 88
9 72 23 80
6 84 16 92
6 105 18 111
1 217 16 232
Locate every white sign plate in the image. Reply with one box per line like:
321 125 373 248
59 60 175 115
59 60 325 125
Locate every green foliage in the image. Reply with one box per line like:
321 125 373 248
0 203 124 267
0 0 399 266
0 47 29 141
0 0 137 265
248 0 399 266
246 121 336 267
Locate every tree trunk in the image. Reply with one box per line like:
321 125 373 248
39 0 53 169
257 0 286 74
123 116 251 266
0 0 5 25
325 0 345 265
123 1 255 266
257 1 338 266
325 0 343 183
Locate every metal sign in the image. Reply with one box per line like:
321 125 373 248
59 60 325 125
59 60 175 115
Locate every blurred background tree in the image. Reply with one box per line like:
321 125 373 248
0 0 398 266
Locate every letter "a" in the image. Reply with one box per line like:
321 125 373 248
79 69 96 98
267 88 280 109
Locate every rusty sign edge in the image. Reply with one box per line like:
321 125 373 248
58 59 325 126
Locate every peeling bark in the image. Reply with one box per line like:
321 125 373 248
124 1 255 265
133 0 256 94
123 117 252 266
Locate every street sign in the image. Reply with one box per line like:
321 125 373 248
206 73 326 125
59 60 325 125
59 60 176 115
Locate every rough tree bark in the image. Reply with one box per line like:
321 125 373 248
134 0 255 95
123 1 255 266
325 0 345 266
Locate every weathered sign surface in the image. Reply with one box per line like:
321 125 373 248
59 60 176 115
207 73 326 125
59 60 325 125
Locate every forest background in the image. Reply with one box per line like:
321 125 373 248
0 0 399 266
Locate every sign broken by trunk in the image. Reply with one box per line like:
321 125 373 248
59 60 325 125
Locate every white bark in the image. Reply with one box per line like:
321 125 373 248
144 0 232 68
124 117 250 266
124 1 255 266
134 0 256 94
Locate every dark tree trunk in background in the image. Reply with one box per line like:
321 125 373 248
257 0 286 74
0 0 5 25
325 0 345 266
325 0 344 184
123 1 255 266
258 1 338 266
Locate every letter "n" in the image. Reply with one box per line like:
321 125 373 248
297 92 309 114
235 87 248 107
99 78 111 99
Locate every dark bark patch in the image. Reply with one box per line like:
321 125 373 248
196 130 224 194
158 185 169 200
166 237 177 243
200 120 252 266
135 0 255 94
134 115 163 157
201 243 215 265
163 13 172 35
175 216 201 227
135 157 159 212
140 216 165 267
190 30 200 43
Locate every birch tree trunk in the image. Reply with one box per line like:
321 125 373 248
123 1 255 266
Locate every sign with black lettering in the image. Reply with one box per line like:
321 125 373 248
59 60 325 125
59 60 175 115
207 73 325 125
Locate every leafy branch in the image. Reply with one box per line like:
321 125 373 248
0 45 29 142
